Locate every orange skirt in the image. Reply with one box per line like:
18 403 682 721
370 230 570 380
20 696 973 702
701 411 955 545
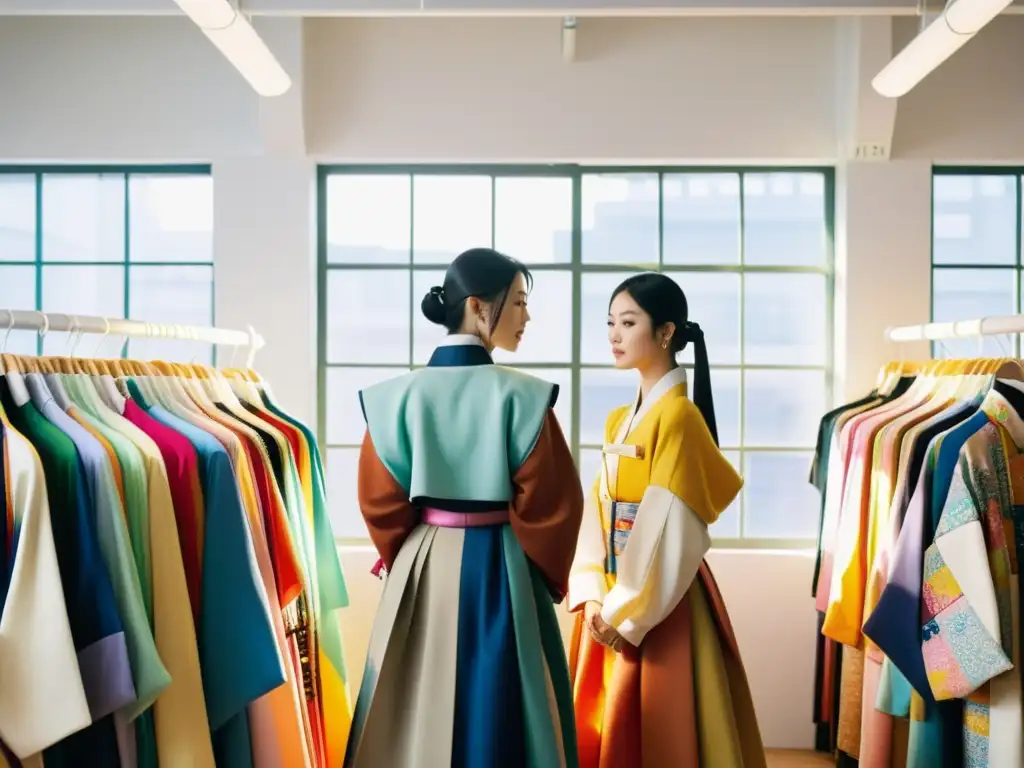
569 561 766 768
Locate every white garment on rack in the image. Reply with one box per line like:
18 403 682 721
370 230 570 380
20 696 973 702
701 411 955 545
0 425 92 757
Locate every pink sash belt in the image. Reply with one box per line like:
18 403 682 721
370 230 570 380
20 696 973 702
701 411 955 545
370 507 511 577
422 507 510 528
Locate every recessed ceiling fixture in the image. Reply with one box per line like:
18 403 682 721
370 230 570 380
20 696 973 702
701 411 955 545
172 0 292 97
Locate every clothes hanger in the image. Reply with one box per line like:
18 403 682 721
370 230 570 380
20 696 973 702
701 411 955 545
935 356 976 402
954 356 996 401
85 319 126 413
938 355 975 400
898 356 941 405
130 325 176 410
151 358 204 413
220 339 263 404
55 315 120 415
43 315 77 411
205 361 249 411
167 326 217 408
0 312 16 425
979 331 1024 390
0 311 13 377
876 359 902 396
23 311 62 413
83 321 114 377
0 311 30 407
175 360 218 412
195 338 274 434
145 326 208 412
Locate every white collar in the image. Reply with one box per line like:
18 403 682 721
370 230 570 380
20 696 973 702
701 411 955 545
616 366 688 442
438 334 485 348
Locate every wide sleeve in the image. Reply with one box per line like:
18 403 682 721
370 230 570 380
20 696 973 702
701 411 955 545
566 475 607 612
567 406 629 612
921 454 1011 700
509 411 585 602
599 400 742 647
0 432 92 758
357 429 417 571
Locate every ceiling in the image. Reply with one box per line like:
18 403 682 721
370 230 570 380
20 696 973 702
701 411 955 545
3 0 1023 16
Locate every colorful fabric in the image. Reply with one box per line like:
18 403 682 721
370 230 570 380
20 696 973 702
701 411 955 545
260 396 352 768
66 398 161 768
0 380 127 766
124 400 205 625
359 349 557 505
921 423 1013 700
347 336 583 768
918 389 1024 767
569 367 761 767
606 501 637 574
0 413 93 759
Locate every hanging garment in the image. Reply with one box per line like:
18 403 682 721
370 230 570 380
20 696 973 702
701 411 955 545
0 378 128 766
0 347 352 768
567 366 764 768
26 372 167 768
918 390 1023 767
811 361 1024 768
0 415 92 760
345 334 583 768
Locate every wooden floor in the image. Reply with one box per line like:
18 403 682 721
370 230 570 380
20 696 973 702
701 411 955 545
766 749 833 768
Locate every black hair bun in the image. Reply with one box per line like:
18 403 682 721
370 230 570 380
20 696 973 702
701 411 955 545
421 285 447 326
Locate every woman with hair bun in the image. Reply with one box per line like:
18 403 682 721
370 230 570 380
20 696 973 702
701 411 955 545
346 247 584 768
568 272 766 768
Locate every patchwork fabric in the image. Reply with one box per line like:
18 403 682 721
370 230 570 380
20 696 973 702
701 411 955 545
922 545 960 618
963 692 990 768
921 413 1023 762
605 501 638 575
921 596 1011 699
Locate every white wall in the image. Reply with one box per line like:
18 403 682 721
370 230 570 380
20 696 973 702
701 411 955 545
2 12 1023 750
305 17 840 162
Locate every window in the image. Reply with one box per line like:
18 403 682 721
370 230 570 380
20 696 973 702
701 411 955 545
0 166 215 362
931 169 1022 359
319 166 834 547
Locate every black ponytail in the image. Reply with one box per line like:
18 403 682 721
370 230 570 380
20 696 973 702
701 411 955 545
609 273 719 446
676 320 718 445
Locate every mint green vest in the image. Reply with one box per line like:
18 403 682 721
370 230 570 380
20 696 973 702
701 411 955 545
359 366 557 502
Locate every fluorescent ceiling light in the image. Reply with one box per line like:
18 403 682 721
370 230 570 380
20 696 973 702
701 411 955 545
173 0 292 97
871 0 1011 98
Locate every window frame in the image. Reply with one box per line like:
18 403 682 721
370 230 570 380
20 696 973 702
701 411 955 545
0 163 216 359
930 166 1024 359
317 163 836 549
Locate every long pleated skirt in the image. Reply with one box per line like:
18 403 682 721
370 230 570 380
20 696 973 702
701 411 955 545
345 523 578 768
569 561 767 768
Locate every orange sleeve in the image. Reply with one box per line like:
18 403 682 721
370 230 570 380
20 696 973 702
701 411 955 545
358 430 418 570
509 411 585 601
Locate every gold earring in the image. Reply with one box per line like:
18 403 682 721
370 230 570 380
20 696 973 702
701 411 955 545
661 339 668 349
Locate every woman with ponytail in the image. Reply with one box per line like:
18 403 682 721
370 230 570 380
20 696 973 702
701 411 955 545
568 272 766 768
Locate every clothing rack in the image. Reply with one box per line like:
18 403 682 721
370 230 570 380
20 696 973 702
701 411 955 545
0 308 265 366
885 313 1024 343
